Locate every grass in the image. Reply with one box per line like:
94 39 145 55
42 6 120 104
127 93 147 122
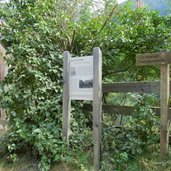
0 157 83 171
126 148 171 171
0 156 38 171
1 148 171 171
1 130 171 171
0 130 89 171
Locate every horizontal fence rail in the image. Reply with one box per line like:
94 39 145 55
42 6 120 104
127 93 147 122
84 104 171 120
102 81 165 94
83 81 171 121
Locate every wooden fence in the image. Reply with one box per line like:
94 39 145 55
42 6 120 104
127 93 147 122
84 81 171 119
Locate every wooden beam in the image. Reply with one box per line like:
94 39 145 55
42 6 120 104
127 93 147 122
83 104 171 120
0 44 6 120
93 47 102 171
136 52 171 66
102 81 160 94
160 64 170 157
84 104 134 115
62 51 71 142
136 51 171 158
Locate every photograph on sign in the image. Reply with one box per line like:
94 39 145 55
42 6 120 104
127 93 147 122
79 79 93 88
70 56 93 100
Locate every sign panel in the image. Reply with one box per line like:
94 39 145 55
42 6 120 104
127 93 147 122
136 52 171 66
70 56 93 100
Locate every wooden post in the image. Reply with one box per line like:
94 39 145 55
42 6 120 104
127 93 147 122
160 64 170 157
136 51 171 158
62 51 71 142
93 47 102 171
0 43 6 122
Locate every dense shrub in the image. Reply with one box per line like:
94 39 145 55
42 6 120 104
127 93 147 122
102 94 159 170
0 0 170 170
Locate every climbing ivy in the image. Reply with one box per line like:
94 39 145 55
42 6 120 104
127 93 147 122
0 0 170 170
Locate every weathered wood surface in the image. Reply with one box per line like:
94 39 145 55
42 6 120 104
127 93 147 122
103 81 160 94
102 81 171 94
136 51 171 66
93 47 102 171
0 120 8 130
84 104 171 120
136 51 171 158
62 51 71 142
0 44 6 120
160 64 170 157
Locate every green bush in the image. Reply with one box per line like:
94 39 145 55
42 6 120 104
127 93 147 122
0 0 170 170
102 94 159 170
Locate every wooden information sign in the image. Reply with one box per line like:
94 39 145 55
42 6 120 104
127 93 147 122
62 48 102 171
136 51 171 157
136 52 171 66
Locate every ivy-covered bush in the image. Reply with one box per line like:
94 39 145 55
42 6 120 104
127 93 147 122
0 0 76 170
102 95 160 170
0 0 171 170
0 0 95 170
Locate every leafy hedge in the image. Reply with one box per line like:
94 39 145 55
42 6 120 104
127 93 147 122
0 0 171 170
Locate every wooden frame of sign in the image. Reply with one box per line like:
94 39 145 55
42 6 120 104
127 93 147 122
136 51 171 157
62 47 102 171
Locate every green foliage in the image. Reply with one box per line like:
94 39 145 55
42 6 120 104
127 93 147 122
74 6 171 81
0 0 170 170
102 94 159 170
0 0 72 170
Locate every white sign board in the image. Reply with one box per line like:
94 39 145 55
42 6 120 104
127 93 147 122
70 56 93 100
62 48 102 170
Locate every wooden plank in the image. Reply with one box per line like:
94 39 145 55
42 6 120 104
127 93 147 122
0 44 6 120
83 104 171 120
62 51 71 142
160 64 170 157
102 81 160 94
85 104 134 115
93 47 102 171
136 52 171 66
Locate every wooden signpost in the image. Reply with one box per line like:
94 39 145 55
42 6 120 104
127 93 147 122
93 48 102 170
62 47 102 171
62 51 71 142
136 51 171 157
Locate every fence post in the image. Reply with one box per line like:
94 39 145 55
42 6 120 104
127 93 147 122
0 44 6 123
93 47 102 171
62 51 71 142
160 64 170 157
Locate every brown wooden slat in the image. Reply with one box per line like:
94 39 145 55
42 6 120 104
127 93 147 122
136 52 171 66
160 64 170 156
102 81 160 94
83 104 171 120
